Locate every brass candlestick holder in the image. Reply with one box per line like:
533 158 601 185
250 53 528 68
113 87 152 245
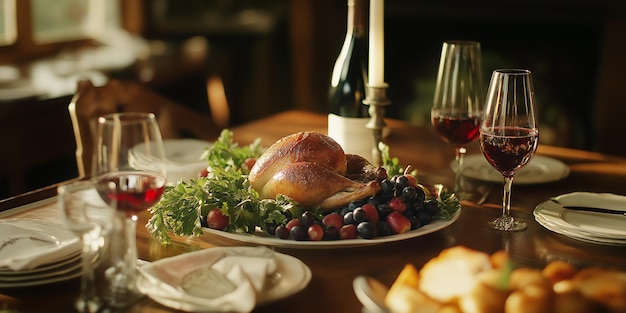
363 83 391 166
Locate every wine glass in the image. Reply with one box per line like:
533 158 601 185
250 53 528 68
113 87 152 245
479 69 539 231
93 112 167 306
431 40 485 200
57 180 115 313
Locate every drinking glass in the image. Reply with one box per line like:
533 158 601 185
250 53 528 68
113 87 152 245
58 180 115 313
479 69 539 231
93 112 167 306
431 40 485 200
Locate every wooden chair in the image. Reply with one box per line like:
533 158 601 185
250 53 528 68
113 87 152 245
68 79 222 178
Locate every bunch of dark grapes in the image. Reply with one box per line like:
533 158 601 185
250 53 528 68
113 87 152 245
269 174 440 241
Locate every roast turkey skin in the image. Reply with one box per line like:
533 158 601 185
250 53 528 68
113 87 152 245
248 131 383 210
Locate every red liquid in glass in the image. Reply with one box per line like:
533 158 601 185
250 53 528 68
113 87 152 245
96 171 166 216
432 114 481 145
480 126 539 176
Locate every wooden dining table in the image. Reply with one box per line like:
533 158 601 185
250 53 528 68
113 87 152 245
1 110 626 313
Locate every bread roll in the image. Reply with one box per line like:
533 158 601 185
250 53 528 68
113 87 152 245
553 280 606 313
419 247 492 303
384 246 626 313
571 267 626 312
458 269 508 313
386 264 441 313
542 260 577 285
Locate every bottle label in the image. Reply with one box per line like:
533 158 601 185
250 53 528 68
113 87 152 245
328 113 374 163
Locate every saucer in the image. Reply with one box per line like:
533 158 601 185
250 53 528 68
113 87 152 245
137 247 311 312
452 155 569 184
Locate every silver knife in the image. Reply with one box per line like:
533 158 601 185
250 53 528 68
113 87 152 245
562 206 626 216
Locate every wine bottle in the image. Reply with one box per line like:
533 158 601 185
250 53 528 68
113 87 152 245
328 0 373 162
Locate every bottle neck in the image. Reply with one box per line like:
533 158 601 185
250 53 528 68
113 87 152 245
347 0 367 37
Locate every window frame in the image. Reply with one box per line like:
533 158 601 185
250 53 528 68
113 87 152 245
0 0 140 64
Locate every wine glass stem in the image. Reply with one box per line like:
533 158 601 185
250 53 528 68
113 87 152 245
78 233 101 313
455 146 467 194
501 176 514 218
124 216 138 287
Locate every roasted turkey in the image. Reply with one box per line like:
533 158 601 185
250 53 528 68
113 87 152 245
248 131 385 210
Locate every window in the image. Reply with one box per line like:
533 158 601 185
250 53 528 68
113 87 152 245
32 0 120 43
0 0 16 46
32 0 90 43
0 0 122 62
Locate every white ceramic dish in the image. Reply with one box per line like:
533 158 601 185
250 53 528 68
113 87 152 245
0 256 82 282
534 213 626 246
534 192 626 245
451 155 569 184
203 209 461 249
0 219 80 271
132 139 211 185
163 139 211 165
137 249 311 311
163 139 211 184
0 251 80 276
0 268 82 288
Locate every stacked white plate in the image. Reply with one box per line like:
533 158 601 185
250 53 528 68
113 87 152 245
162 139 211 184
0 218 82 287
131 139 211 185
534 192 626 245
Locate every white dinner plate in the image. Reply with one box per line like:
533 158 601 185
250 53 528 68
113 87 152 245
202 209 461 249
0 250 80 276
257 253 311 305
163 139 211 184
0 255 82 282
0 267 82 288
163 139 211 165
137 248 311 311
131 139 211 185
451 154 569 184
534 192 626 245
534 213 626 246
0 219 80 271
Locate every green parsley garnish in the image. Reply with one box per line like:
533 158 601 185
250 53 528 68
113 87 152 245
147 129 300 244
432 185 461 220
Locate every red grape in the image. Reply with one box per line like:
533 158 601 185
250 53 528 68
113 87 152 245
206 208 229 230
360 203 379 223
339 224 358 239
242 158 257 173
285 218 302 231
307 224 324 241
322 213 343 230
386 211 411 234
388 197 407 213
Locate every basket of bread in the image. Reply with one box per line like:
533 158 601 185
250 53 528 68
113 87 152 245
384 246 626 313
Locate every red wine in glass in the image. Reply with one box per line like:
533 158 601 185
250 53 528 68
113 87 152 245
96 171 166 217
480 126 539 176
481 68 538 231
432 113 481 145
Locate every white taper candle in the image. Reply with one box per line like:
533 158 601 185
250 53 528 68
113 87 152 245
368 0 384 86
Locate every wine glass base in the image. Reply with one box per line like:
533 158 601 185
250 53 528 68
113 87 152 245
75 297 102 313
488 216 527 232
104 291 144 309
101 262 145 308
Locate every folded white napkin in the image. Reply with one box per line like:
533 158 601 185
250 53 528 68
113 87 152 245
138 246 277 313
554 192 626 212
0 220 81 271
